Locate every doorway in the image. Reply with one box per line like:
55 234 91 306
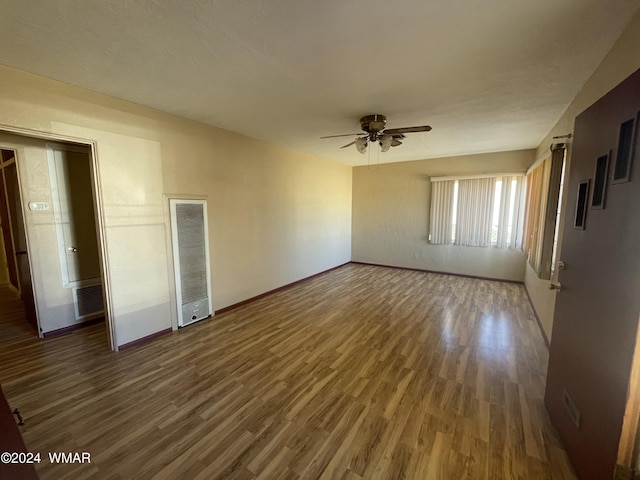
48 143 104 322
0 149 37 330
0 132 112 349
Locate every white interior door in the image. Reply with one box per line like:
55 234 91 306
169 198 212 327
49 146 101 285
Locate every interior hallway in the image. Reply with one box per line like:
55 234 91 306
0 264 577 479
0 285 36 347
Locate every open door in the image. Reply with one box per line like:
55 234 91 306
48 144 105 324
0 151 37 330
544 68 640 480
0 152 18 291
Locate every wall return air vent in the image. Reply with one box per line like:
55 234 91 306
72 283 104 320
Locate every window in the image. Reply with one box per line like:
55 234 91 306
550 157 566 273
522 159 548 269
429 174 524 248
522 145 566 279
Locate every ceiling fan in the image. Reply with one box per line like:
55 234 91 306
320 114 432 153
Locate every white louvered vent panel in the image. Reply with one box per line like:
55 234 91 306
171 199 212 327
176 203 207 304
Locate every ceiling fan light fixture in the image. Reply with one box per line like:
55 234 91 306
379 134 393 152
355 137 368 154
320 114 431 155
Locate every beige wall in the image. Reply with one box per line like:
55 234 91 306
0 64 352 347
526 9 640 341
352 150 534 281
160 118 352 311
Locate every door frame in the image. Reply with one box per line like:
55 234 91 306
0 124 116 351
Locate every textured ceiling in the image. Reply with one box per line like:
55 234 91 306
0 0 639 165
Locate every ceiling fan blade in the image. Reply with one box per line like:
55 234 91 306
383 125 432 135
391 138 402 147
340 141 356 149
320 133 364 139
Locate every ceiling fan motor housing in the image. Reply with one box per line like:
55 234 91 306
360 114 386 133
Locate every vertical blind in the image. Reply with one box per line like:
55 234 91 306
496 176 524 249
522 157 551 270
429 180 455 245
429 175 524 248
456 177 496 247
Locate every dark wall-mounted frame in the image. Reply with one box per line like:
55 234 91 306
612 114 637 184
591 151 611 209
574 179 590 229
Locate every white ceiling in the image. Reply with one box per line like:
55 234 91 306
0 1 639 166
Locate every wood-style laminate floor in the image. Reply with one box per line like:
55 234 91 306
0 264 577 479
0 284 36 346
